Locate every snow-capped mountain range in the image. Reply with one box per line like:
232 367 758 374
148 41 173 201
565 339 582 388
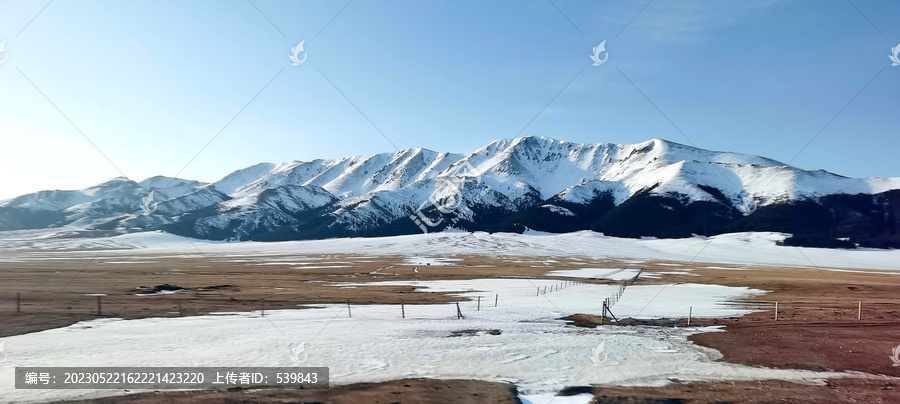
2 137 898 247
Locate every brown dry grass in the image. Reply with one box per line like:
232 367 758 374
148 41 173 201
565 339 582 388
78 378 519 404
0 253 627 338
5 251 900 403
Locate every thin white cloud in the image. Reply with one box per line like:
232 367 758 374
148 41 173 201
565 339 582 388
618 0 782 41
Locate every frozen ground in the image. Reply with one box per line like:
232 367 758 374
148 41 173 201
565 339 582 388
1 229 897 402
2 229 899 272
0 278 844 403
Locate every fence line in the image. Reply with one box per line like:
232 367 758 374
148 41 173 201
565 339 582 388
537 280 587 296
3 280 598 324
5 287 881 326
601 269 643 324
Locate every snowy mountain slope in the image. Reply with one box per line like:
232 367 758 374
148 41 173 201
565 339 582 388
555 180 630 205
0 189 92 211
110 185 232 232
186 184 338 240
453 137 898 207
137 176 207 199
226 148 463 205
212 163 275 195
153 185 229 216
1 136 899 245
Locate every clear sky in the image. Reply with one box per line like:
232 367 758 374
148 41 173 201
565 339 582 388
1 0 898 199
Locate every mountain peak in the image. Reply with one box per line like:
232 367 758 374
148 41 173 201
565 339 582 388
3 137 899 245
87 177 137 189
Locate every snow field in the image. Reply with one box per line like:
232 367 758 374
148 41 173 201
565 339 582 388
1 278 837 403
6 230 899 272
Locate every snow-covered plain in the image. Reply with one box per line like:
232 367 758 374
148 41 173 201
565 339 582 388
1 278 839 403
1 229 898 402
3 229 899 272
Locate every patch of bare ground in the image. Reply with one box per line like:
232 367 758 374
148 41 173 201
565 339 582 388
658 265 900 377
563 261 900 401
8 252 900 402
61 378 900 404
590 378 899 403
566 262 900 376
0 253 625 338
68 378 519 404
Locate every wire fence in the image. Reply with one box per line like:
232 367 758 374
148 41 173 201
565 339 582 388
599 269 642 324
4 271 891 327
0 271 653 326
2 279 595 325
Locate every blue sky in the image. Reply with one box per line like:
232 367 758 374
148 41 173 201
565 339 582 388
1 0 898 199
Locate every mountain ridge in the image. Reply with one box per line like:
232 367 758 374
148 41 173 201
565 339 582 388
2 136 898 248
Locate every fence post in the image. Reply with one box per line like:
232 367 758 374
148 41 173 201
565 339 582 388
456 302 463 319
688 307 692 326
494 294 498 308
477 296 481 311
602 299 607 325
543 286 546 295
536 287 540 296
347 300 352 318
858 301 861 320
401 301 405 319
774 301 778 321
